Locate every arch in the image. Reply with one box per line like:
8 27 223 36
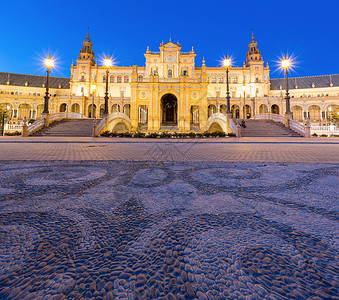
291 105 303 121
232 76 238 83
218 76 224 83
231 104 240 119
124 75 129 83
18 103 32 120
110 75 115 83
71 103 80 114
220 104 227 114
103 75 107 82
245 105 251 119
208 104 217 118
211 76 216 83
59 103 67 112
259 104 268 114
271 104 280 114
117 75 122 83
207 119 227 133
138 75 143 82
161 93 177 125
107 118 132 133
112 104 120 113
308 105 320 121
99 104 105 118
190 105 199 125
36 104 44 119
88 104 96 118
208 122 223 133
123 104 130 118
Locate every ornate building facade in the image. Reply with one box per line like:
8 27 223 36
0 32 338 132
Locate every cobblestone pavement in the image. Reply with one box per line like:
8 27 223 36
0 138 338 163
0 159 338 299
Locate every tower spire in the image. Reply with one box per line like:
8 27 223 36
251 28 254 41
87 27 90 39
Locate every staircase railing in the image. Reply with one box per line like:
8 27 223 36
228 118 236 134
26 112 87 136
289 119 306 136
27 117 46 136
97 117 107 135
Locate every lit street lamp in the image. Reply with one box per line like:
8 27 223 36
91 84 96 118
43 55 54 114
1 105 10 136
241 84 247 119
223 56 231 117
282 57 292 116
103 55 112 117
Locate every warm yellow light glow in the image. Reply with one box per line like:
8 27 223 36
104 56 112 68
223 57 231 68
91 84 96 90
45 56 54 69
6 105 10 110
282 58 290 69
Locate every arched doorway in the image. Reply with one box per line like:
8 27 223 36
245 105 251 119
291 106 302 121
308 105 320 122
88 104 96 118
99 104 105 118
112 104 120 113
271 104 280 114
123 104 130 118
161 94 177 125
231 104 240 119
71 103 80 114
60 103 67 112
259 104 268 114
220 105 227 115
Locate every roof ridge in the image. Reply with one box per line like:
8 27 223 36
0 71 69 80
270 73 339 80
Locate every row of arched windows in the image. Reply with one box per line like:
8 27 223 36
103 75 130 83
209 76 238 84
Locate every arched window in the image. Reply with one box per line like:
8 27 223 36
211 76 216 83
110 75 115 83
124 75 129 83
232 76 238 83
138 75 143 82
117 75 122 83
218 76 223 83
103 75 107 82
168 69 173 78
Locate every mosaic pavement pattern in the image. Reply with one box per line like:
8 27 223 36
0 161 338 299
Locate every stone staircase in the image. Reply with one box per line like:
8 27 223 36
240 119 303 137
34 119 94 137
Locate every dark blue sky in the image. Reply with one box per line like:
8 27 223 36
1 0 338 79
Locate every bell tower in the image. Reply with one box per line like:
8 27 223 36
246 32 262 66
71 30 97 97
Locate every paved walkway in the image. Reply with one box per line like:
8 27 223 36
0 137 338 163
0 137 338 299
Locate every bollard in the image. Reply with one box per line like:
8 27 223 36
93 118 98 137
22 117 28 137
305 119 311 138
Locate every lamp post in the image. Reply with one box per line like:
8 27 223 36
91 84 96 118
43 55 54 114
103 55 112 117
241 84 246 120
282 57 292 126
223 56 231 118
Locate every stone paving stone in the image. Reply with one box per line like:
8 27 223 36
0 159 338 299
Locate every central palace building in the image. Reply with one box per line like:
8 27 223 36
0 32 338 132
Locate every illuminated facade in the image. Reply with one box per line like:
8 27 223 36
0 32 338 132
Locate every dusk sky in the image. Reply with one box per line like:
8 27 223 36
1 0 338 79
